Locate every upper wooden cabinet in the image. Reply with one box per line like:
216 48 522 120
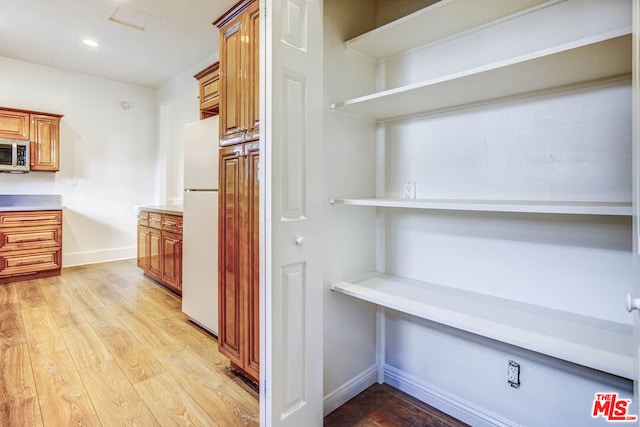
30 114 60 171
0 107 62 172
194 62 220 119
215 0 259 146
0 110 30 140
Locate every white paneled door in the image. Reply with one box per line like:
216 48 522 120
261 0 324 426
633 0 640 418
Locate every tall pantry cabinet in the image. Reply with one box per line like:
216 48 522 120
322 0 635 425
215 0 260 383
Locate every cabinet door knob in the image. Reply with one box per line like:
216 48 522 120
295 237 304 246
626 293 640 312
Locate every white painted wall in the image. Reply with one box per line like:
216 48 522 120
323 0 636 424
322 0 379 413
0 56 157 266
0 50 220 267
383 82 632 324
155 54 218 204
384 310 633 427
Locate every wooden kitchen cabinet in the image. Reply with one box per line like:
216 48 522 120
218 141 260 382
0 110 30 140
0 210 62 283
137 209 183 295
215 0 259 146
30 114 60 171
161 231 182 293
194 62 220 119
0 107 62 171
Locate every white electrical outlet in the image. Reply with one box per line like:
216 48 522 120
508 360 520 388
403 181 416 199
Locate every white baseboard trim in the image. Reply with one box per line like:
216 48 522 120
323 363 378 416
62 247 136 268
384 365 519 427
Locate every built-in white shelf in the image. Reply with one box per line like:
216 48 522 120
331 274 634 379
330 198 632 216
331 31 631 122
344 0 559 61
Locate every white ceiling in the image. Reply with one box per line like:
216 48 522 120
0 0 237 89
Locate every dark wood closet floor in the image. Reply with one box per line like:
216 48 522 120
324 383 469 427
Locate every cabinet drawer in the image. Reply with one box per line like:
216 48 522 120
138 211 149 226
0 248 61 277
0 210 62 228
0 226 61 252
148 213 162 229
161 214 181 232
201 72 220 111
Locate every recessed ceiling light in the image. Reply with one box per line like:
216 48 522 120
82 39 99 48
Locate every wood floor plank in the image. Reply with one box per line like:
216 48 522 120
40 284 76 321
0 344 37 401
20 305 66 355
140 286 182 311
0 397 44 427
16 280 47 309
67 286 106 312
154 317 216 350
134 372 219 427
110 288 172 321
58 271 88 289
89 316 165 384
188 336 231 373
78 360 160 427
152 346 259 426
324 383 469 427
79 304 119 326
51 310 87 330
106 260 157 289
0 283 17 305
78 276 132 308
30 350 102 427
60 318 113 369
118 312 181 352
36 275 64 287
0 260 261 427
0 302 27 348
108 289 169 320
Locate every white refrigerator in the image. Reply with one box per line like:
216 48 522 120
181 116 219 335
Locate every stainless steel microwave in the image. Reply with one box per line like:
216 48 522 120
0 139 29 173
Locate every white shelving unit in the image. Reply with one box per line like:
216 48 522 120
330 198 632 216
344 0 559 61
331 274 634 379
328 0 633 390
331 30 631 122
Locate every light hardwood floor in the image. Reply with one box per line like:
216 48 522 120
0 259 259 426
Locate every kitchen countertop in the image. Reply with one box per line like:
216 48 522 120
0 194 64 212
138 203 183 215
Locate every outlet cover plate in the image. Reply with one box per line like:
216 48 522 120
403 181 416 199
508 360 520 388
